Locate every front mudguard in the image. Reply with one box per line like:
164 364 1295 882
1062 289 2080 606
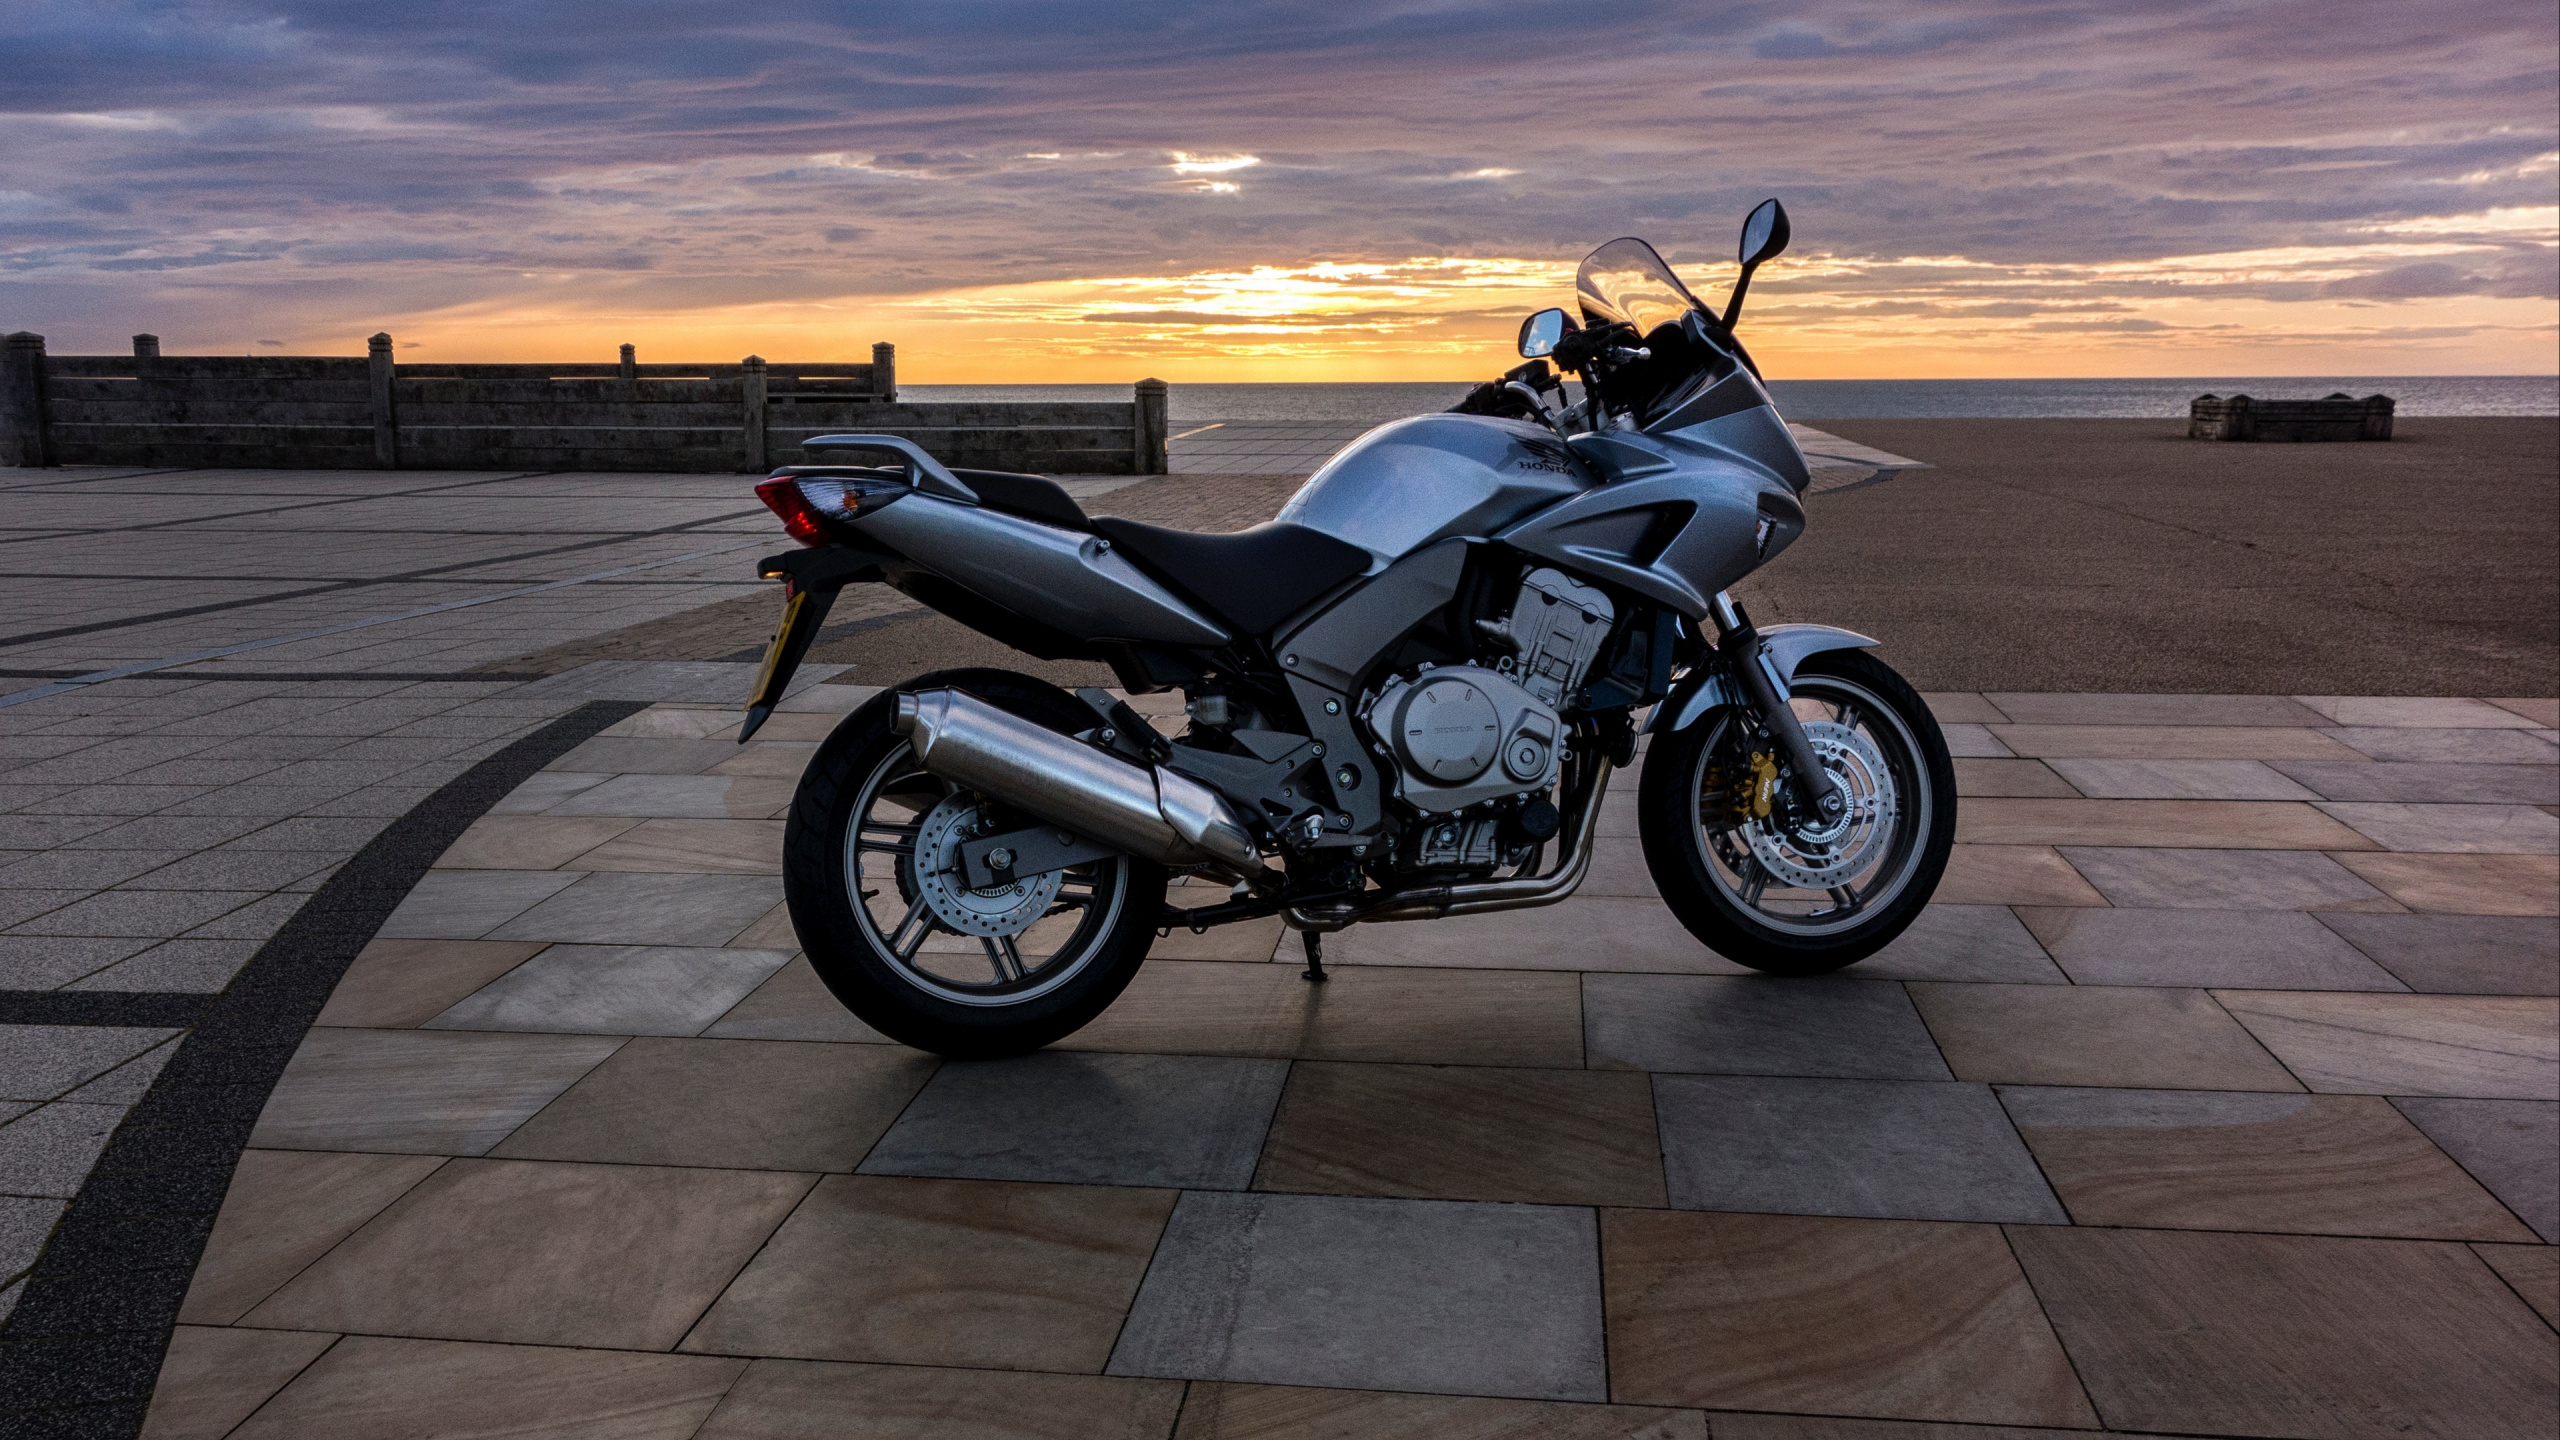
1645 622 1880 734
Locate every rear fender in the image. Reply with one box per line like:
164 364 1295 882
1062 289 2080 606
1647 622 1879 734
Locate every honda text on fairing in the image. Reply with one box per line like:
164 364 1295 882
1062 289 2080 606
743 200 1955 1057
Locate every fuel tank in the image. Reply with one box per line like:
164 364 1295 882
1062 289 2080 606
1275 414 1597 564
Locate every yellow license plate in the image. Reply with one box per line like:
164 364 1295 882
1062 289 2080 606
744 587 812 715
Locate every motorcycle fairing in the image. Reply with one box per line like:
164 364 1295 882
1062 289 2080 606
1275 414 1593 564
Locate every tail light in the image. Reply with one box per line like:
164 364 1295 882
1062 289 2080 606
755 472 909 546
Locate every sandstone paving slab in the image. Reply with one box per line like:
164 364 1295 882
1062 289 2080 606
697 1359 1185 1440
1111 1191 1605 1402
2334 850 2560 915
1908 983 2301 1091
1930 845 2105 907
1653 1075 2064 1224
861 1050 1286 1190
373 868 580 939
487 770 609 814
1703 1417 2168 1440
0 936 149 989
1982 693 2328 727
2041 758 2319 801
2017 906 2408 990
1958 798 2375 850
2389 1098 2560 1241
1583 974 1950 1080
562 817 786 874
6 886 263 938
492 1037 935 1172
482 871 782 947
1844 904 2067 985
2315 912 2560 995
424 943 790 1036
427 814 639 870
2472 1243 2559 1327
1054 959 1586 1066
723 899 798 951
217 1335 744 1440
1934 724 2012 758
1252 1061 1664 1207
311 938 547 1028
682 1174 1173 1372
1951 757 2079 797
544 735 738 775
179 1150 447 1325
2491 698 2560 727
2001 1086 2535 1240
2058 846 2398 910
2298 696 2542 728
701 956 894 1044
2322 725 2560 764
2217 991 2559 1099
1986 724 2361 761
706 741 817 779
2006 1226 2560 1438
1921 692 2009 724
142 1325 341 1440
1601 1209 2095 1426
542 772 793 820
242 1158 814 1349
2275 760 2560 804
249 1028 625 1155
2317 800 2560 854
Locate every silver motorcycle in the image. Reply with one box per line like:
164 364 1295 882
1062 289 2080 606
743 200 1955 1056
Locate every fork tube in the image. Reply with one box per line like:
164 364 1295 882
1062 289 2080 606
1710 593 1843 820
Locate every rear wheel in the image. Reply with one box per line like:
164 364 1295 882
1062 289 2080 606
1638 649 1954 974
782 668 1164 1057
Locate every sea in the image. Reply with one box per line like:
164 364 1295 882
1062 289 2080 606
904 376 2557 425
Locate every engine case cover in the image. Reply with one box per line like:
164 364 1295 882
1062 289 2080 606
1366 664 1559 814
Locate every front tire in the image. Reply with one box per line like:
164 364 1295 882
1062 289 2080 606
783 668 1166 1057
1638 649 1954 975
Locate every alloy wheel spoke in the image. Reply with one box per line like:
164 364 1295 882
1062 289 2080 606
983 934 1028 982
887 896 936 963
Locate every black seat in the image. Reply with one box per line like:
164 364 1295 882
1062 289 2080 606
952 468 1090 531
1091 517 1372 635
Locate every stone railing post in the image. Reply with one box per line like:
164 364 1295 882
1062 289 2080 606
368 332 399 469
871 341 896 401
619 343 636 384
1134 377 1169 475
742 355 768 472
132 333 160 358
2 332 51 468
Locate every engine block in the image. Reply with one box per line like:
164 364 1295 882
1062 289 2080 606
1363 567 1619 819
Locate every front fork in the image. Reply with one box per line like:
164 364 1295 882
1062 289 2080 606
1708 593 1845 822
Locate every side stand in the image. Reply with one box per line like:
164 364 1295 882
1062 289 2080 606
1300 931 1328 983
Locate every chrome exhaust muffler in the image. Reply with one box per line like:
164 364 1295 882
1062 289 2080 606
894 688 1263 877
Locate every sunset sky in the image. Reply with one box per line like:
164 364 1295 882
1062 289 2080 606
4 1 2555 381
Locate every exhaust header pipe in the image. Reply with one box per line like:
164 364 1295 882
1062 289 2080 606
894 688 1262 876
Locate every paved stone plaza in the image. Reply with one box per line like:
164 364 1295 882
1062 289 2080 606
0 437 2554 1437
133 689 2560 1436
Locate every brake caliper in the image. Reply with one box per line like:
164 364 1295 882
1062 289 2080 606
1705 751 1781 822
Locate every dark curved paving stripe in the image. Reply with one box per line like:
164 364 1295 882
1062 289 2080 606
0 700 643 1437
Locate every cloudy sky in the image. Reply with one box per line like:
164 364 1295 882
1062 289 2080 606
4 0 2554 379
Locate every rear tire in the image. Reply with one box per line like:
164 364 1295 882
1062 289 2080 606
782 668 1165 1057
1638 649 1954 975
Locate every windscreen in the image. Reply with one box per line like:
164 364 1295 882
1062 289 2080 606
1576 237 1709 337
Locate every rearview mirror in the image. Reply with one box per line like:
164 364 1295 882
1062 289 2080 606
1518 308 1570 358
1739 199 1790 267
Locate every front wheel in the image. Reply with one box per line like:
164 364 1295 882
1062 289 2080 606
1638 649 1955 975
783 669 1166 1057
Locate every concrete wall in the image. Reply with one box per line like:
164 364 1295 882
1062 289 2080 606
0 334 1171 475
2190 392 2395 442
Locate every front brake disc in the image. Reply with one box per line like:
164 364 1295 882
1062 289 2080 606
1742 720 1898 890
